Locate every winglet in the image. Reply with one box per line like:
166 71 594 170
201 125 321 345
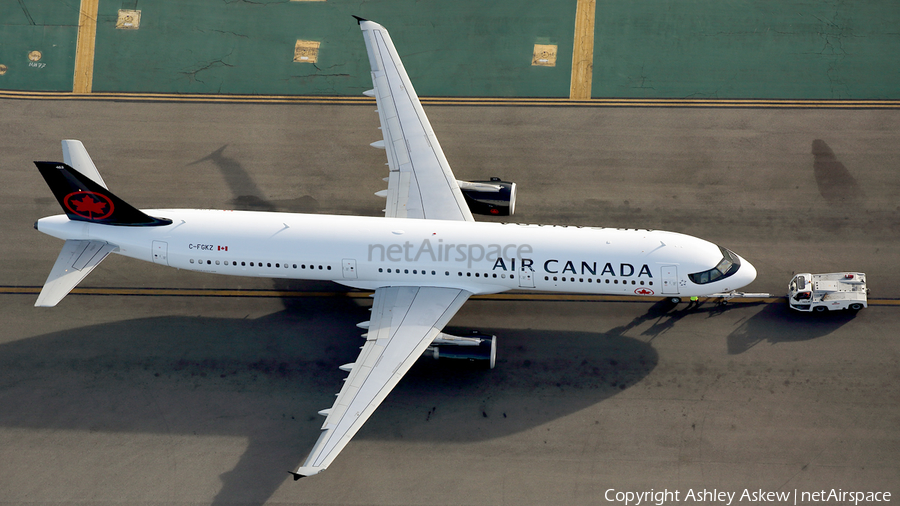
352 15 367 24
292 466 322 479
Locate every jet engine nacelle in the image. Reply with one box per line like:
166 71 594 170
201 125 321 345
457 178 516 216
423 331 496 369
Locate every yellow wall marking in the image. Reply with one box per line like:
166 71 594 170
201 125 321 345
570 0 596 100
294 40 321 63
73 0 100 93
532 44 558 67
116 9 142 30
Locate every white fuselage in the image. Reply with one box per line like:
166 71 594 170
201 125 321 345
36 209 756 297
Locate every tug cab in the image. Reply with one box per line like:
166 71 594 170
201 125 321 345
788 273 867 312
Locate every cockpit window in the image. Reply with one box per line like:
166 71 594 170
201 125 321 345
688 247 741 284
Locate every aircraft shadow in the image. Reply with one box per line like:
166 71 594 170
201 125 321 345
812 139 864 205
0 297 657 505
607 298 738 341
190 144 321 214
726 302 858 354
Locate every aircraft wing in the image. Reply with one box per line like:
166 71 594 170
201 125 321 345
293 286 471 478
359 19 474 222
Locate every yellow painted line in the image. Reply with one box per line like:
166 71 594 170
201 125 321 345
570 0 596 100
72 0 99 93
478 294 788 305
869 299 900 306
1 90 899 109
3 286 898 306
0 286 372 298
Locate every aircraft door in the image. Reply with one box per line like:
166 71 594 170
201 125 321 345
661 265 679 294
152 240 168 266
342 258 358 279
518 264 535 288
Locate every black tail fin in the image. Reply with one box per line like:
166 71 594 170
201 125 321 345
35 161 172 226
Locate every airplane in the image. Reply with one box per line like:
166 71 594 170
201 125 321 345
32 18 757 478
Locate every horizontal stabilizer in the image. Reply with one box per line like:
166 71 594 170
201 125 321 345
35 240 117 307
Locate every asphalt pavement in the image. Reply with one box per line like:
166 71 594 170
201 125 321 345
0 98 897 505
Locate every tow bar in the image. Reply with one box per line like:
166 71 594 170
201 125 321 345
707 290 772 302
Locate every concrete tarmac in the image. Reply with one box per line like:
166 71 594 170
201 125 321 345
0 99 898 504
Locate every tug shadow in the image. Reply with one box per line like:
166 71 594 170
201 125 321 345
726 303 858 354
1 297 657 505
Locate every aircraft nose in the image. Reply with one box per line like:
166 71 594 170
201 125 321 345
739 255 757 286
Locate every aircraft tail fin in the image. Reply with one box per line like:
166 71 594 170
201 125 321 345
61 140 108 189
35 240 117 307
34 160 171 226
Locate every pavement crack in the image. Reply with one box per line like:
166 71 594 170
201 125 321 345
17 0 36 25
178 53 236 84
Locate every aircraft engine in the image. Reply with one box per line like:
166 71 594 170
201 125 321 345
423 331 496 369
457 178 516 216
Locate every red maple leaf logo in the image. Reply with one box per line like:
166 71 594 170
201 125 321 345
71 196 107 216
63 191 114 220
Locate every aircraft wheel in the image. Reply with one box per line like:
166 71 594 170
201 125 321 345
670 297 681 304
